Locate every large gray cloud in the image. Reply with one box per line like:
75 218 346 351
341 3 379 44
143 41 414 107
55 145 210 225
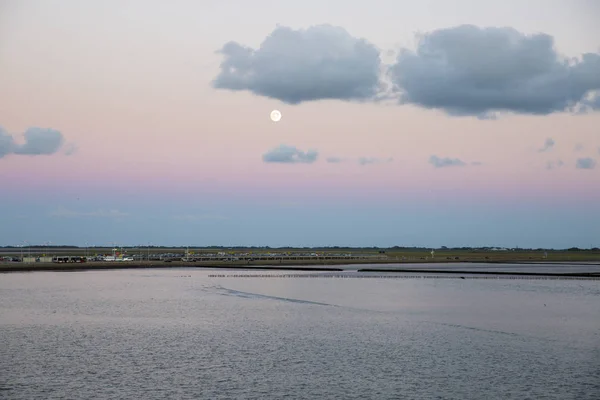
212 24 383 104
576 158 596 169
429 155 467 168
388 25 600 117
262 145 318 164
0 126 67 159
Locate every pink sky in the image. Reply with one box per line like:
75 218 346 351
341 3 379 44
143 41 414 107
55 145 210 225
1 97 598 198
0 0 599 247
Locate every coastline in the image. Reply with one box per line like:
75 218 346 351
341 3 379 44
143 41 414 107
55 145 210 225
2 258 600 276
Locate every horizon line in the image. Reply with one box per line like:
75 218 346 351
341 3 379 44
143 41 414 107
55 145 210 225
2 245 598 251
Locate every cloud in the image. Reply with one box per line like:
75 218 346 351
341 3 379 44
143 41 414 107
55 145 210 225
173 214 229 221
387 25 600 117
582 91 600 111
0 126 70 159
212 24 600 117
212 24 383 104
429 155 467 168
358 156 393 166
326 156 344 163
262 144 318 163
50 207 129 218
13 127 65 155
0 128 13 158
546 160 564 170
64 143 78 156
538 138 555 152
575 158 597 169
471 161 483 166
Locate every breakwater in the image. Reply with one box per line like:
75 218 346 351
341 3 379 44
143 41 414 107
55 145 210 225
2 261 600 279
0 261 346 273
208 273 600 280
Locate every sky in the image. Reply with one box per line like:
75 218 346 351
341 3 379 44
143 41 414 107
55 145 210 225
1 0 599 248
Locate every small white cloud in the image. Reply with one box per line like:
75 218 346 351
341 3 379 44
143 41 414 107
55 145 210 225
0 127 13 158
538 138 555 152
429 155 467 168
263 145 318 164
326 156 344 163
358 156 393 166
576 158 597 169
64 143 78 155
1 126 75 159
173 214 229 221
50 207 129 218
546 160 564 170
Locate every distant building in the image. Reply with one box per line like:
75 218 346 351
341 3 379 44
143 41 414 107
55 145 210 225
52 256 86 263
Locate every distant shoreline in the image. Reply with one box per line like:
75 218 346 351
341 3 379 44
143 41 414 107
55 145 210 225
1 258 599 275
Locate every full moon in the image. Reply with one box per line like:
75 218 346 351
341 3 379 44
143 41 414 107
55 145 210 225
270 109 282 122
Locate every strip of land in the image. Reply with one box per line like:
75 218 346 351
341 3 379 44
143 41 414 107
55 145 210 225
3 247 600 262
2 259 600 277
358 268 600 277
2 246 600 274
0 260 348 273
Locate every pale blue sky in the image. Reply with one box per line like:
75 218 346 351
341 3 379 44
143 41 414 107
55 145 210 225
1 0 599 248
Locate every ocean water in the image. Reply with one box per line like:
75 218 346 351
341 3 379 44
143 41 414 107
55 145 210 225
1 268 599 399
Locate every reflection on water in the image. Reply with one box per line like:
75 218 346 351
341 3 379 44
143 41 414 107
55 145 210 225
1 269 599 399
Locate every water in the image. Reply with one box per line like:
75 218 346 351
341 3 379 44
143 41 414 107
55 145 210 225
342 262 600 274
1 268 599 399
